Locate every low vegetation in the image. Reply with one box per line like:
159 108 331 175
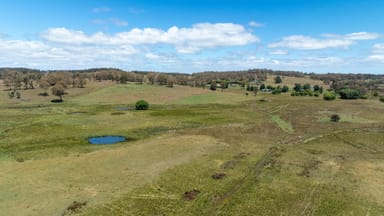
135 100 149 110
323 91 336 100
0 68 383 216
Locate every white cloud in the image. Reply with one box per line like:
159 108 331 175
275 57 345 67
269 35 354 50
248 21 264 27
93 7 111 13
322 32 380 40
270 50 288 55
269 32 379 50
368 55 384 61
344 32 380 40
109 18 128 26
92 18 128 27
145 53 161 59
41 23 259 53
0 36 137 69
373 43 384 53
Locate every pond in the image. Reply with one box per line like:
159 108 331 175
88 136 126 145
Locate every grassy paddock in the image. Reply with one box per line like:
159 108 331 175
1 80 384 215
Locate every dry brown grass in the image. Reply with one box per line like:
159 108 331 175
264 74 327 88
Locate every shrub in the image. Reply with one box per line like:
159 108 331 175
330 114 340 122
373 91 379 97
272 88 282 95
135 100 149 110
380 96 384 103
323 91 336 101
210 81 217 91
282 85 289 93
339 88 360 99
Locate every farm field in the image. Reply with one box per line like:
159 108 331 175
1 80 384 216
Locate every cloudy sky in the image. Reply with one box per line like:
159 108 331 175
1 0 384 73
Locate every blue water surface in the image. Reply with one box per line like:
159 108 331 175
88 136 126 145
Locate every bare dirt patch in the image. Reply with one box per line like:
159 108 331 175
184 189 200 201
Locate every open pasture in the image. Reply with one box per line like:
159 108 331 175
1 80 384 215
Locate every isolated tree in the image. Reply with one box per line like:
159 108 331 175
135 100 149 110
51 84 65 101
274 76 282 84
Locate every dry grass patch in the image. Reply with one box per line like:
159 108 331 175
353 161 384 205
0 134 222 216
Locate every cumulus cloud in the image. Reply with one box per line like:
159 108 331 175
41 23 259 53
0 36 137 69
269 32 379 50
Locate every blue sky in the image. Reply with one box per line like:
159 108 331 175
1 0 384 73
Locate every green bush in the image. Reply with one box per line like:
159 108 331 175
380 96 384 103
339 88 360 99
272 88 282 95
330 114 340 122
323 91 336 101
135 100 149 110
282 85 289 93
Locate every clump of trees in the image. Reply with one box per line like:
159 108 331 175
338 88 363 99
380 96 384 103
291 83 323 97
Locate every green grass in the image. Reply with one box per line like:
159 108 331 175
270 115 294 133
172 91 250 105
1 81 384 215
